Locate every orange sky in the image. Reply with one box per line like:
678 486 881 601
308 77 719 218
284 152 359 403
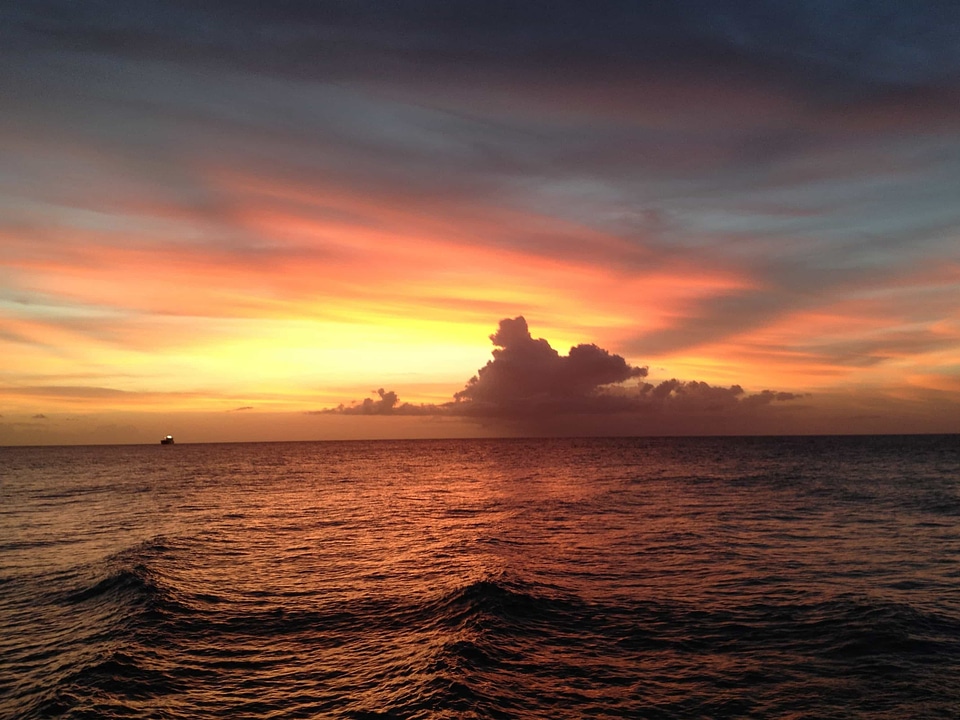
2 3 959 444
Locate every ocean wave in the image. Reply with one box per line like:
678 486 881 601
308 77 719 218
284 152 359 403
64 564 158 605
12 565 960 719
6 437 960 718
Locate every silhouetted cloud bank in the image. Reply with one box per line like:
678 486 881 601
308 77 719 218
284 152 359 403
316 388 437 417
321 317 801 431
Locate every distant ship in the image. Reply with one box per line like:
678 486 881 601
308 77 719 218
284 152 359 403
160 435 175 445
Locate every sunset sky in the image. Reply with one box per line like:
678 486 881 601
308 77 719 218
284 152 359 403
2 1 959 444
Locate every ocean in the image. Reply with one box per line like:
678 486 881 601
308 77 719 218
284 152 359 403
2 435 959 718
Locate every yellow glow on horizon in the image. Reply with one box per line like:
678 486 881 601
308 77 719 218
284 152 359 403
4 158 957 442
3 185 759 404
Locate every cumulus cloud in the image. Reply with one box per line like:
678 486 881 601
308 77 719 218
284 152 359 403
453 316 647 414
320 316 801 430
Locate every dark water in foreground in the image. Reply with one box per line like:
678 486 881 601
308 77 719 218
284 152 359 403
2 435 959 719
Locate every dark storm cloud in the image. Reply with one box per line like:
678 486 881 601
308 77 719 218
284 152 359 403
322 317 799 428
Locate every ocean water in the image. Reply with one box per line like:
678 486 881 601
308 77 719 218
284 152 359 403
2 435 959 719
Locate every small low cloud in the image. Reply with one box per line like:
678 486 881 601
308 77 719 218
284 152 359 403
32 413 48 420
233 406 254 411
326 388 399 416
320 317 801 432
315 388 434 416
636 381 801 411
740 389 803 407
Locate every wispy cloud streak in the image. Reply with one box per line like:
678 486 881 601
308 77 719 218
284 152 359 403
1 1 958 440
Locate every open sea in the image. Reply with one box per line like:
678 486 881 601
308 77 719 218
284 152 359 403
2 435 959 719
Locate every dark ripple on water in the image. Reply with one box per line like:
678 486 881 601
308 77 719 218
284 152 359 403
2 436 960 718
9 552 960 718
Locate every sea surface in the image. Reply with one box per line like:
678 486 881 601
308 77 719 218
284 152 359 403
2 435 959 719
